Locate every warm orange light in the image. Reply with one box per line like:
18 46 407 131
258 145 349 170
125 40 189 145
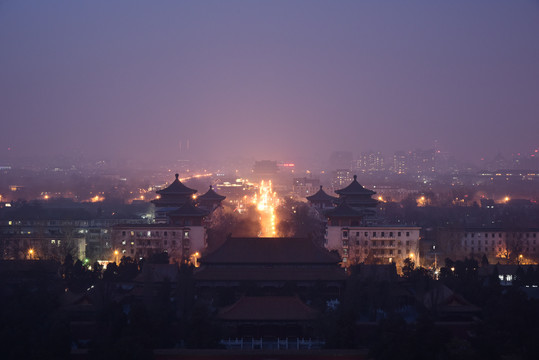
255 180 279 237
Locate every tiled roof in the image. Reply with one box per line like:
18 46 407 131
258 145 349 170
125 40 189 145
306 186 338 202
200 237 341 265
324 201 361 218
168 202 209 217
194 265 346 282
335 175 376 196
156 174 197 195
197 185 226 201
218 296 318 321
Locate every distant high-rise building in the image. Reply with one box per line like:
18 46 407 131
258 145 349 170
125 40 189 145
355 151 385 173
392 151 408 174
410 149 435 176
392 149 435 177
332 169 353 189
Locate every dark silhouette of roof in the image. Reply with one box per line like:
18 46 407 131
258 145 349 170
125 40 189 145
218 296 318 321
306 185 338 202
194 265 346 282
335 175 376 196
156 174 197 196
200 237 341 265
324 201 361 218
168 202 209 217
197 185 226 201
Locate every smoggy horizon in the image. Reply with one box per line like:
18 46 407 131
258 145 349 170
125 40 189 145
1 1 538 166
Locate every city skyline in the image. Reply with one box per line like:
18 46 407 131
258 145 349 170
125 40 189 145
1 1 539 164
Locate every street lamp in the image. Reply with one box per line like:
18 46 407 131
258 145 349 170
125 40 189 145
114 250 119 264
28 248 34 259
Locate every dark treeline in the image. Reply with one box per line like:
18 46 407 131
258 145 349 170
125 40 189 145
2 254 539 359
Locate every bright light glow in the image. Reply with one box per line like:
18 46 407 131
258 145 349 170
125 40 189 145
253 180 280 237
86 195 105 203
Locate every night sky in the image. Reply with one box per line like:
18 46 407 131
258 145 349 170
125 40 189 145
1 0 538 164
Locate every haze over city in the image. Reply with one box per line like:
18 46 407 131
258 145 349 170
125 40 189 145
1 0 538 165
3 2 539 359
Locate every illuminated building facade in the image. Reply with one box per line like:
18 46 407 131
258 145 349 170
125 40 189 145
0 219 87 261
435 228 539 265
326 225 421 268
110 224 204 263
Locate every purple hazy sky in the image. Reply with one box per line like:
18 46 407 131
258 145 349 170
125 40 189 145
1 0 538 164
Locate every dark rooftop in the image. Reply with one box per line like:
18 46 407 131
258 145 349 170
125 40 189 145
335 175 376 196
197 185 226 201
168 202 209 217
195 265 346 282
324 201 361 218
306 185 338 203
218 296 318 321
200 237 341 265
156 174 197 196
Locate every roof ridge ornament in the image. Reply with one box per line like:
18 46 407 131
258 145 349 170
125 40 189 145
175 173 179 180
